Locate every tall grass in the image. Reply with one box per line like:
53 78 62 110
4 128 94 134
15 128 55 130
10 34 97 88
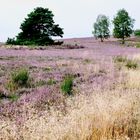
0 89 140 140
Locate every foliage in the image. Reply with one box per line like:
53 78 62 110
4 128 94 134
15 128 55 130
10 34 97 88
47 78 56 85
35 80 47 87
6 7 64 46
134 29 140 37
6 38 17 45
114 56 127 63
61 75 73 95
8 94 19 102
92 15 110 42
136 43 140 48
113 9 134 44
6 80 18 92
11 68 29 87
125 60 138 69
6 68 30 92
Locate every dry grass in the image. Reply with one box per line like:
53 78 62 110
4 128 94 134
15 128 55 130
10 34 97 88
0 89 140 140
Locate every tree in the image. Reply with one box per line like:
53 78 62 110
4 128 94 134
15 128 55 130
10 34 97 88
92 15 110 42
134 29 140 37
113 9 134 44
7 7 64 46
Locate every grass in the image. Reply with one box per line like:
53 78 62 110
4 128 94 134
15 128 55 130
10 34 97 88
114 55 127 63
5 68 30 92
0 89 139 140
47 78 56 85
61 74 73 95
35 80 47 87
125 59 138 69
136 42 140 48
11 68 29 87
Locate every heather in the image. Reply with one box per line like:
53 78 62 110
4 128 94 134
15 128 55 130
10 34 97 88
0 37 140 139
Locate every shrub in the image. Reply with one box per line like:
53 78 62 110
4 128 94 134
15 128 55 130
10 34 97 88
114 56 127 63
8 94 19 102
6 80 18 92
6 38 17 45
61 75 73 96
47 78 56 85
125 60 138 69
35 80 47 87
134 29 140 37
136 43 140 48
83 59 92 64
11 68 29 87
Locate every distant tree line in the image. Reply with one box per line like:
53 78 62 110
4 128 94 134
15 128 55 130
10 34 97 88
6 7 139 46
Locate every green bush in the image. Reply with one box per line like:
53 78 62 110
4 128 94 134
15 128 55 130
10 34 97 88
11 68 29 87
61 75 73 96
8 94 19 102
6 37 17 45
125 60 138 69
134 29 140 36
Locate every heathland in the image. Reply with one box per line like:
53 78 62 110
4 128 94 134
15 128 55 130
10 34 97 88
0 37 140 139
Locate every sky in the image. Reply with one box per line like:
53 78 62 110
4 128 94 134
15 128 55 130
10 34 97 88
0 0 139 42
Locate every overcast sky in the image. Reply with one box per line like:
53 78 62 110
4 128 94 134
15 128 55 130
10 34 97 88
0 0 139 42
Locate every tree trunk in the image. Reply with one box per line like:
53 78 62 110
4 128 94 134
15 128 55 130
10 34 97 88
101 37 103 42
122 36 125 44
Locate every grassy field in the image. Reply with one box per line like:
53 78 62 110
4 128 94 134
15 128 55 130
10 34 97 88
0 37 140 140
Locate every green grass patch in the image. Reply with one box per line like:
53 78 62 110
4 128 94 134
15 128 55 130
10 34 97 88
61 74 73 96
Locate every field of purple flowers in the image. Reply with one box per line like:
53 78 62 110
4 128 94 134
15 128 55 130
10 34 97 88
0 37 140 140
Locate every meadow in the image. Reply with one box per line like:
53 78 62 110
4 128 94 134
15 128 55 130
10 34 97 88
0 37 140 140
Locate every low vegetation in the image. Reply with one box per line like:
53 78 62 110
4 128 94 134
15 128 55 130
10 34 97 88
61 74 73 95
125 59 138 69
1 24 140 140
134 29 140 37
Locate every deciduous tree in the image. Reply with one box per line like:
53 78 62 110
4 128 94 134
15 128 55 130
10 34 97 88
113 9 134 44
92 15 110 42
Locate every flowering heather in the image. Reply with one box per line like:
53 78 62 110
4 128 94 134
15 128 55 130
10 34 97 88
0 37 140 139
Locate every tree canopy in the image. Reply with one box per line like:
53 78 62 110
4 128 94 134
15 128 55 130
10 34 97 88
92 15 110 42
134 29 140 37
6 7 64 46
113 9 134 44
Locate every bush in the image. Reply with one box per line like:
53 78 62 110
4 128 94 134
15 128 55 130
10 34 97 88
35 80 46 87
114 56 127 63
6 38 17 45
61 75 73 96
125 60 138 69
11 68 29 87
136 43 140 48
134 29 140 36
47 78 56 85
